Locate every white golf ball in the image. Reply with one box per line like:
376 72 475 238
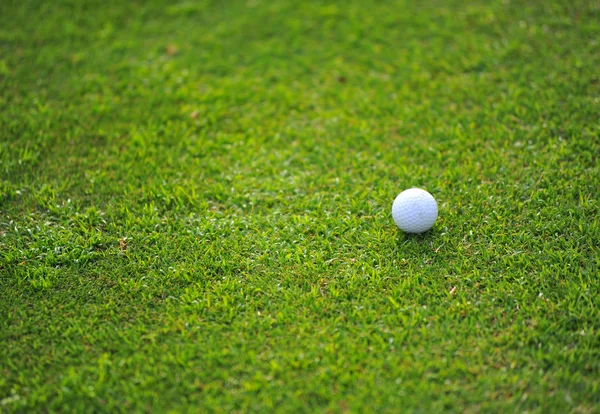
392 188 438 233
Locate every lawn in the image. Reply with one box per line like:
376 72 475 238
1 0 599 412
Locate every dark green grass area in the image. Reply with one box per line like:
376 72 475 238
1 0 599 411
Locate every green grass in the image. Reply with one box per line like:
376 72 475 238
1 0 599 411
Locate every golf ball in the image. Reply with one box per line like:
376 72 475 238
392 188 438 233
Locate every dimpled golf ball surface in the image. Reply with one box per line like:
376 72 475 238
392 188 438 233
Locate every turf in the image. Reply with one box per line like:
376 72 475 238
1 0 599 412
